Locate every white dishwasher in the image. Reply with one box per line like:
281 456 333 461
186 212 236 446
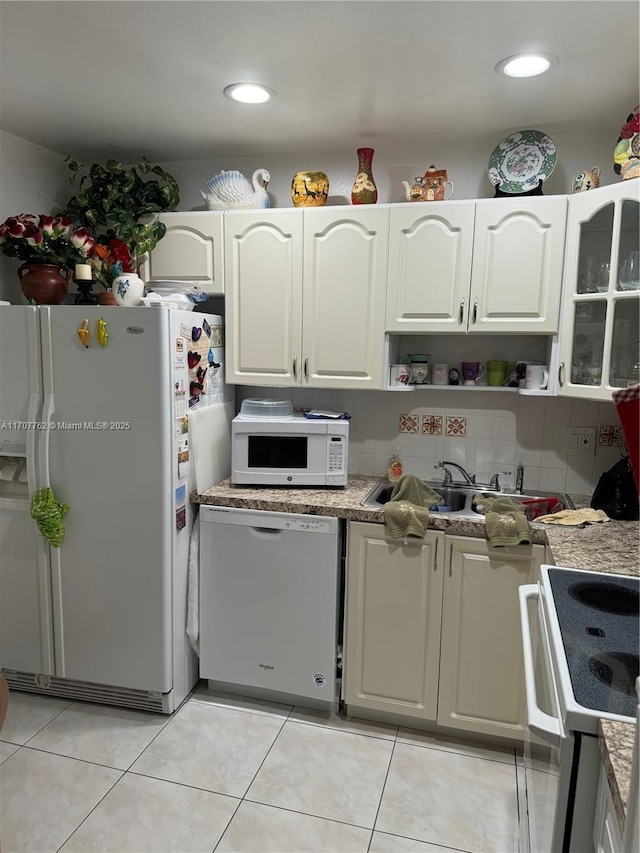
199 505 341 709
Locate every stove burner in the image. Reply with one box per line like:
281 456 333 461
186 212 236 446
588 652 639 698
568 580 640 616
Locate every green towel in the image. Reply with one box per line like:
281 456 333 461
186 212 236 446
383 474 444 540
472 494 531 547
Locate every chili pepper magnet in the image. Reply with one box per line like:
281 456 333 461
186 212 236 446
96 317 109 347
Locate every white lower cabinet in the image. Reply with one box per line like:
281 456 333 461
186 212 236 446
437 535 544 740
344 522 443 719
344 524 544 742
593 764 623 853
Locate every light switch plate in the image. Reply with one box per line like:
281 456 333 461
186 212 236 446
564 426 596 456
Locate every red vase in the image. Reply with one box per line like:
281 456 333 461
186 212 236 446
351 147 378 205
18 263 70 305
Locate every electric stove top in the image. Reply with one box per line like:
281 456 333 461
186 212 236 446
546 567 639 719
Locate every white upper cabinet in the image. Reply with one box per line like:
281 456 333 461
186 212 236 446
558 182 640 401
302 207 389 388
225 206 389 389
140 212 225 295
386 202 475 331
470 197 567 333
386 197 567 334
224 210 303 386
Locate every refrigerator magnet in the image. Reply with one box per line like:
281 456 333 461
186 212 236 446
175 484 186 531
177 436 189 480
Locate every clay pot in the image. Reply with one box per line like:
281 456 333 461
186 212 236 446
18 263 70 305
97 291 119 306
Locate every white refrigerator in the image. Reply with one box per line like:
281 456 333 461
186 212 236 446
0 305 233 713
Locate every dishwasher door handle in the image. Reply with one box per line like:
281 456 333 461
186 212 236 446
250 526 282 536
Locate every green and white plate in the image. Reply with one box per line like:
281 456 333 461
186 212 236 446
488 130 557 193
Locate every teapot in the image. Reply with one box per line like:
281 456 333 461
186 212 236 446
402 165 454 202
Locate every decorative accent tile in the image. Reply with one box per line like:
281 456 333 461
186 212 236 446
599 425 623 446
421 415 443 435
399 414 419 434
446 416 467 437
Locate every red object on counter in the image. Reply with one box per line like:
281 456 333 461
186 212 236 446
613 384 640 492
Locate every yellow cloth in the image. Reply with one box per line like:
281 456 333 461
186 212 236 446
536 508 610 525
383 474 444 540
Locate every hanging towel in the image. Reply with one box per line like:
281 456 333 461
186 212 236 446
383 474 444 540
472 494 531 547
186 510 200 654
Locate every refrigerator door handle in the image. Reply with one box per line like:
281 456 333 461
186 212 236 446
39 393 55 489
26 391 40 495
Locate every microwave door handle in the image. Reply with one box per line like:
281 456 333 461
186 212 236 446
519 584 563 749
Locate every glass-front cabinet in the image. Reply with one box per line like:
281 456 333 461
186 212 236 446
558 183 640 400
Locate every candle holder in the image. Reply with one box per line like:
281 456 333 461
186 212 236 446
73 277 98 305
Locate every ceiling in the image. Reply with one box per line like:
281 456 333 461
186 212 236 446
0 1 638 164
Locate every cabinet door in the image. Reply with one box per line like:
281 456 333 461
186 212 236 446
470 197 567 333
558 184 640 400
141 212 224 295
224 210 303 386
0 500 54 675
437 536 544 740
344 522 444 719
386 202 475 332
302 207 388 388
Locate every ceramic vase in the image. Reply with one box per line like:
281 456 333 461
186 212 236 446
18 263 70 305
112 271 145 306
291 171 329 207
351 148 378 205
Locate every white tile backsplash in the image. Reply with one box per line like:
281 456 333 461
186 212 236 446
236 388 621 495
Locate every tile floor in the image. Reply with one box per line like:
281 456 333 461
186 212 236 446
0 683 526 853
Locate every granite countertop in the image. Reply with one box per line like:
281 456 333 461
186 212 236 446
599 718 637 839
194 475 640 575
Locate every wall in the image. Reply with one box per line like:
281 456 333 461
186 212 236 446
0 131 71 302
236 385 623 497
160 128 618 212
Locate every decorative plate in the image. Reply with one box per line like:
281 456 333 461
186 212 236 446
488 130 557 193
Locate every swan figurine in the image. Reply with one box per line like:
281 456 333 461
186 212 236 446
200 168 271 210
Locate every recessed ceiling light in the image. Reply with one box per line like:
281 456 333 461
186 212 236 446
223 83 275 104
496 53 558 78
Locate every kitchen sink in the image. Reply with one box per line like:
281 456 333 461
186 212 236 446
361 477 574 519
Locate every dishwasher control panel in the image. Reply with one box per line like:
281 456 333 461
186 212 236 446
283 517 333 532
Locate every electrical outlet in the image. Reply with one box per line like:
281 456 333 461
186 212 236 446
564 427 596 456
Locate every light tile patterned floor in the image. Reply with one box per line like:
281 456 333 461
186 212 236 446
0 685 524 853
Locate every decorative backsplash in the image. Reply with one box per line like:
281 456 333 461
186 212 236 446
237 386 624 496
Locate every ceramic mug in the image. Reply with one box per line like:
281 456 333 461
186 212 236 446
432 363 449 385
487 360 509 387
462 361 487 385
409 362 429 385
525 364 549 390
516 361 537 388
389 363 410 386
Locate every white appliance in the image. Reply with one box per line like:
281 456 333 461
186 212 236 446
199 505 341 709
0 305 232 713
519 565 639 852
231 410 349 487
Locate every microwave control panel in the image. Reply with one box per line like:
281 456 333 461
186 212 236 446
327 435 347 474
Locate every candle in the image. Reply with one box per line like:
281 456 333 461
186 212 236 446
75 263 92 281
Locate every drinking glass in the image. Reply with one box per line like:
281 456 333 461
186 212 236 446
597 261 610 292
618 250 640 291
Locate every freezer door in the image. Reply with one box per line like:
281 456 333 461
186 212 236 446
39 307 173 692
0 499 54 675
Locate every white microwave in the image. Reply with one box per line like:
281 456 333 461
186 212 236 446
231 415 349 487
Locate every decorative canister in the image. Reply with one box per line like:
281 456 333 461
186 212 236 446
112 271 145 306
18 263 70 305
291 171 329 207
351 148 378 205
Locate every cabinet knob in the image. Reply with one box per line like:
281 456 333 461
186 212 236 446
472 297 478 324
304 357 309 380
459 299 465 325
293 356 298 379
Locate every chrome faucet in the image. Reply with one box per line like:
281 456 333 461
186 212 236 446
488 471 511 491
435 460 476 486
515 460 525 495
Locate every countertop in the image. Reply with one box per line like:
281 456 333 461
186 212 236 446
599 718 637 839
193 475 639 830
193 475 640 576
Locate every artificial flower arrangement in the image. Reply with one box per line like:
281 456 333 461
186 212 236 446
0 213 95 268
